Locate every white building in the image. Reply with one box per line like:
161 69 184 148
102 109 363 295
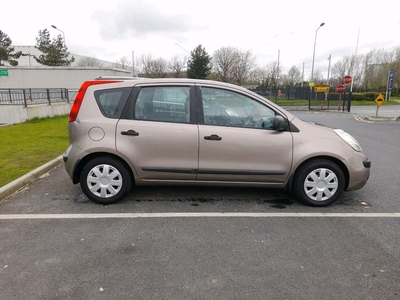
0 46 132 89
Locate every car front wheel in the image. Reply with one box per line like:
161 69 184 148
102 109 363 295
293 159 345 207
80 156 132 205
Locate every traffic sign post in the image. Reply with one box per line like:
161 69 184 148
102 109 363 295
336 85 345 111
375 93 385 117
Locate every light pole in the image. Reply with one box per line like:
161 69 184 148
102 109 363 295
51 25 66 47
175 42 190 55
311 22 325 82
276 50 280 101
132 50 135 76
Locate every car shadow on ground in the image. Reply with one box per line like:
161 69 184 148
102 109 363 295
75 185 361 209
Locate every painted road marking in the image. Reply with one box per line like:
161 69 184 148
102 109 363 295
355 117 374 123
1 213 400 220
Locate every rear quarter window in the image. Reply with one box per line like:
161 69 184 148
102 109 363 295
94 87 132 119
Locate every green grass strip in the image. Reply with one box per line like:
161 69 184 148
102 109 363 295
0 116 69 187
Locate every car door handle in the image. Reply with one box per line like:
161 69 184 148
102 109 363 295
121 130 139 136
204 134 222 141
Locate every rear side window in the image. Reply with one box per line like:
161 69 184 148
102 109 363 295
134 86 191 123
94 87 132 119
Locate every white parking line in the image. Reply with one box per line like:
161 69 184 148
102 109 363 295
1 213 400 219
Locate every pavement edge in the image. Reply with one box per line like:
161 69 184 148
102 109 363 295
0 155 63 201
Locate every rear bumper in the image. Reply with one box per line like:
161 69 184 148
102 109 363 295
63 145 74 180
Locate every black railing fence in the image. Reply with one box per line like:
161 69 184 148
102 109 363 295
1 86 351 111
249 87 352 111
0 88 78 107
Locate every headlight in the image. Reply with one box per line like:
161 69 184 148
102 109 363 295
333 129 363 152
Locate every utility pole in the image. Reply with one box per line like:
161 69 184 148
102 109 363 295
132 51 135 76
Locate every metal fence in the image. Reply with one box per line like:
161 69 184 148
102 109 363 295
250 87 352 112
1 86 352 112
0 88 77 107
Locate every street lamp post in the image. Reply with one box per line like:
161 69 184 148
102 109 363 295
276 50 280 101
51 25 66 47
175 42 190 55
311 22 325 82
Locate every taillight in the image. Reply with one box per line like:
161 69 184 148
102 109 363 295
68 80 122 122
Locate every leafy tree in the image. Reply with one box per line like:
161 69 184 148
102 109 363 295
34 29 75 66
0 30 22 66
187 44 212 79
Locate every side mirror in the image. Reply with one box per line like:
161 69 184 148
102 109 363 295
273 115 287 131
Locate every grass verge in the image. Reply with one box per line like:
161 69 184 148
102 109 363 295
0 115 69 187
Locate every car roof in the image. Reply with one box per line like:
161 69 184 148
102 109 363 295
94 76 148 80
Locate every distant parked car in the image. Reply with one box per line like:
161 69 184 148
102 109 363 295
63 78 370 206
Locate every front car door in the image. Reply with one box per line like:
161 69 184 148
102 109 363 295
197 85 293 183
116 83 199 181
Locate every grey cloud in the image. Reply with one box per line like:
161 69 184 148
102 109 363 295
92 1 204 40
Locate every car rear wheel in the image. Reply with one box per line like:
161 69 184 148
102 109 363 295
293 159 345 207
80 156 132 204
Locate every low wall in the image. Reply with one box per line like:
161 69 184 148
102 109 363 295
0 103 72 125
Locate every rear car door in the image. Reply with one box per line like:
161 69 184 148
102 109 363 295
197 85 293 183
116 83 199 181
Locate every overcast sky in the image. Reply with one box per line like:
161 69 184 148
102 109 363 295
3 0 399 77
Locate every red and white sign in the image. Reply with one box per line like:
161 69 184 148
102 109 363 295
336 84 346 94
343 75 352 85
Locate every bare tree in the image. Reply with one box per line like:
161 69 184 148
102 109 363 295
248 63 277 88
332 55 353 79
213 46 238 83
213 47 256 85
310 70 325 84
76 55 103 67
282 65 301 87
268 61 280 87
137 53 168 78
115 56 132 70
169 55 187 78
233 49 257 85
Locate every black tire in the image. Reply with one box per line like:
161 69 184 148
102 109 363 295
292 159 345 207
80 156 132 205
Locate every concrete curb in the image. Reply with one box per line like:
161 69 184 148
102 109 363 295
0 155 63 201
364 116 400 121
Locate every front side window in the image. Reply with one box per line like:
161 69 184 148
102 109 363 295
201 87 276 129
135 86 191 123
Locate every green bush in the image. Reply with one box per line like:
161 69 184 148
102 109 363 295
350 93 382 101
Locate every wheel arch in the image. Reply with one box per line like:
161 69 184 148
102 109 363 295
72 152 135 185
288 156 349 191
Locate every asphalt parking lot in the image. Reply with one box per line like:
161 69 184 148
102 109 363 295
1 109 400 299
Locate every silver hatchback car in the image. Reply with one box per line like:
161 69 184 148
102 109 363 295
63 78 370 206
